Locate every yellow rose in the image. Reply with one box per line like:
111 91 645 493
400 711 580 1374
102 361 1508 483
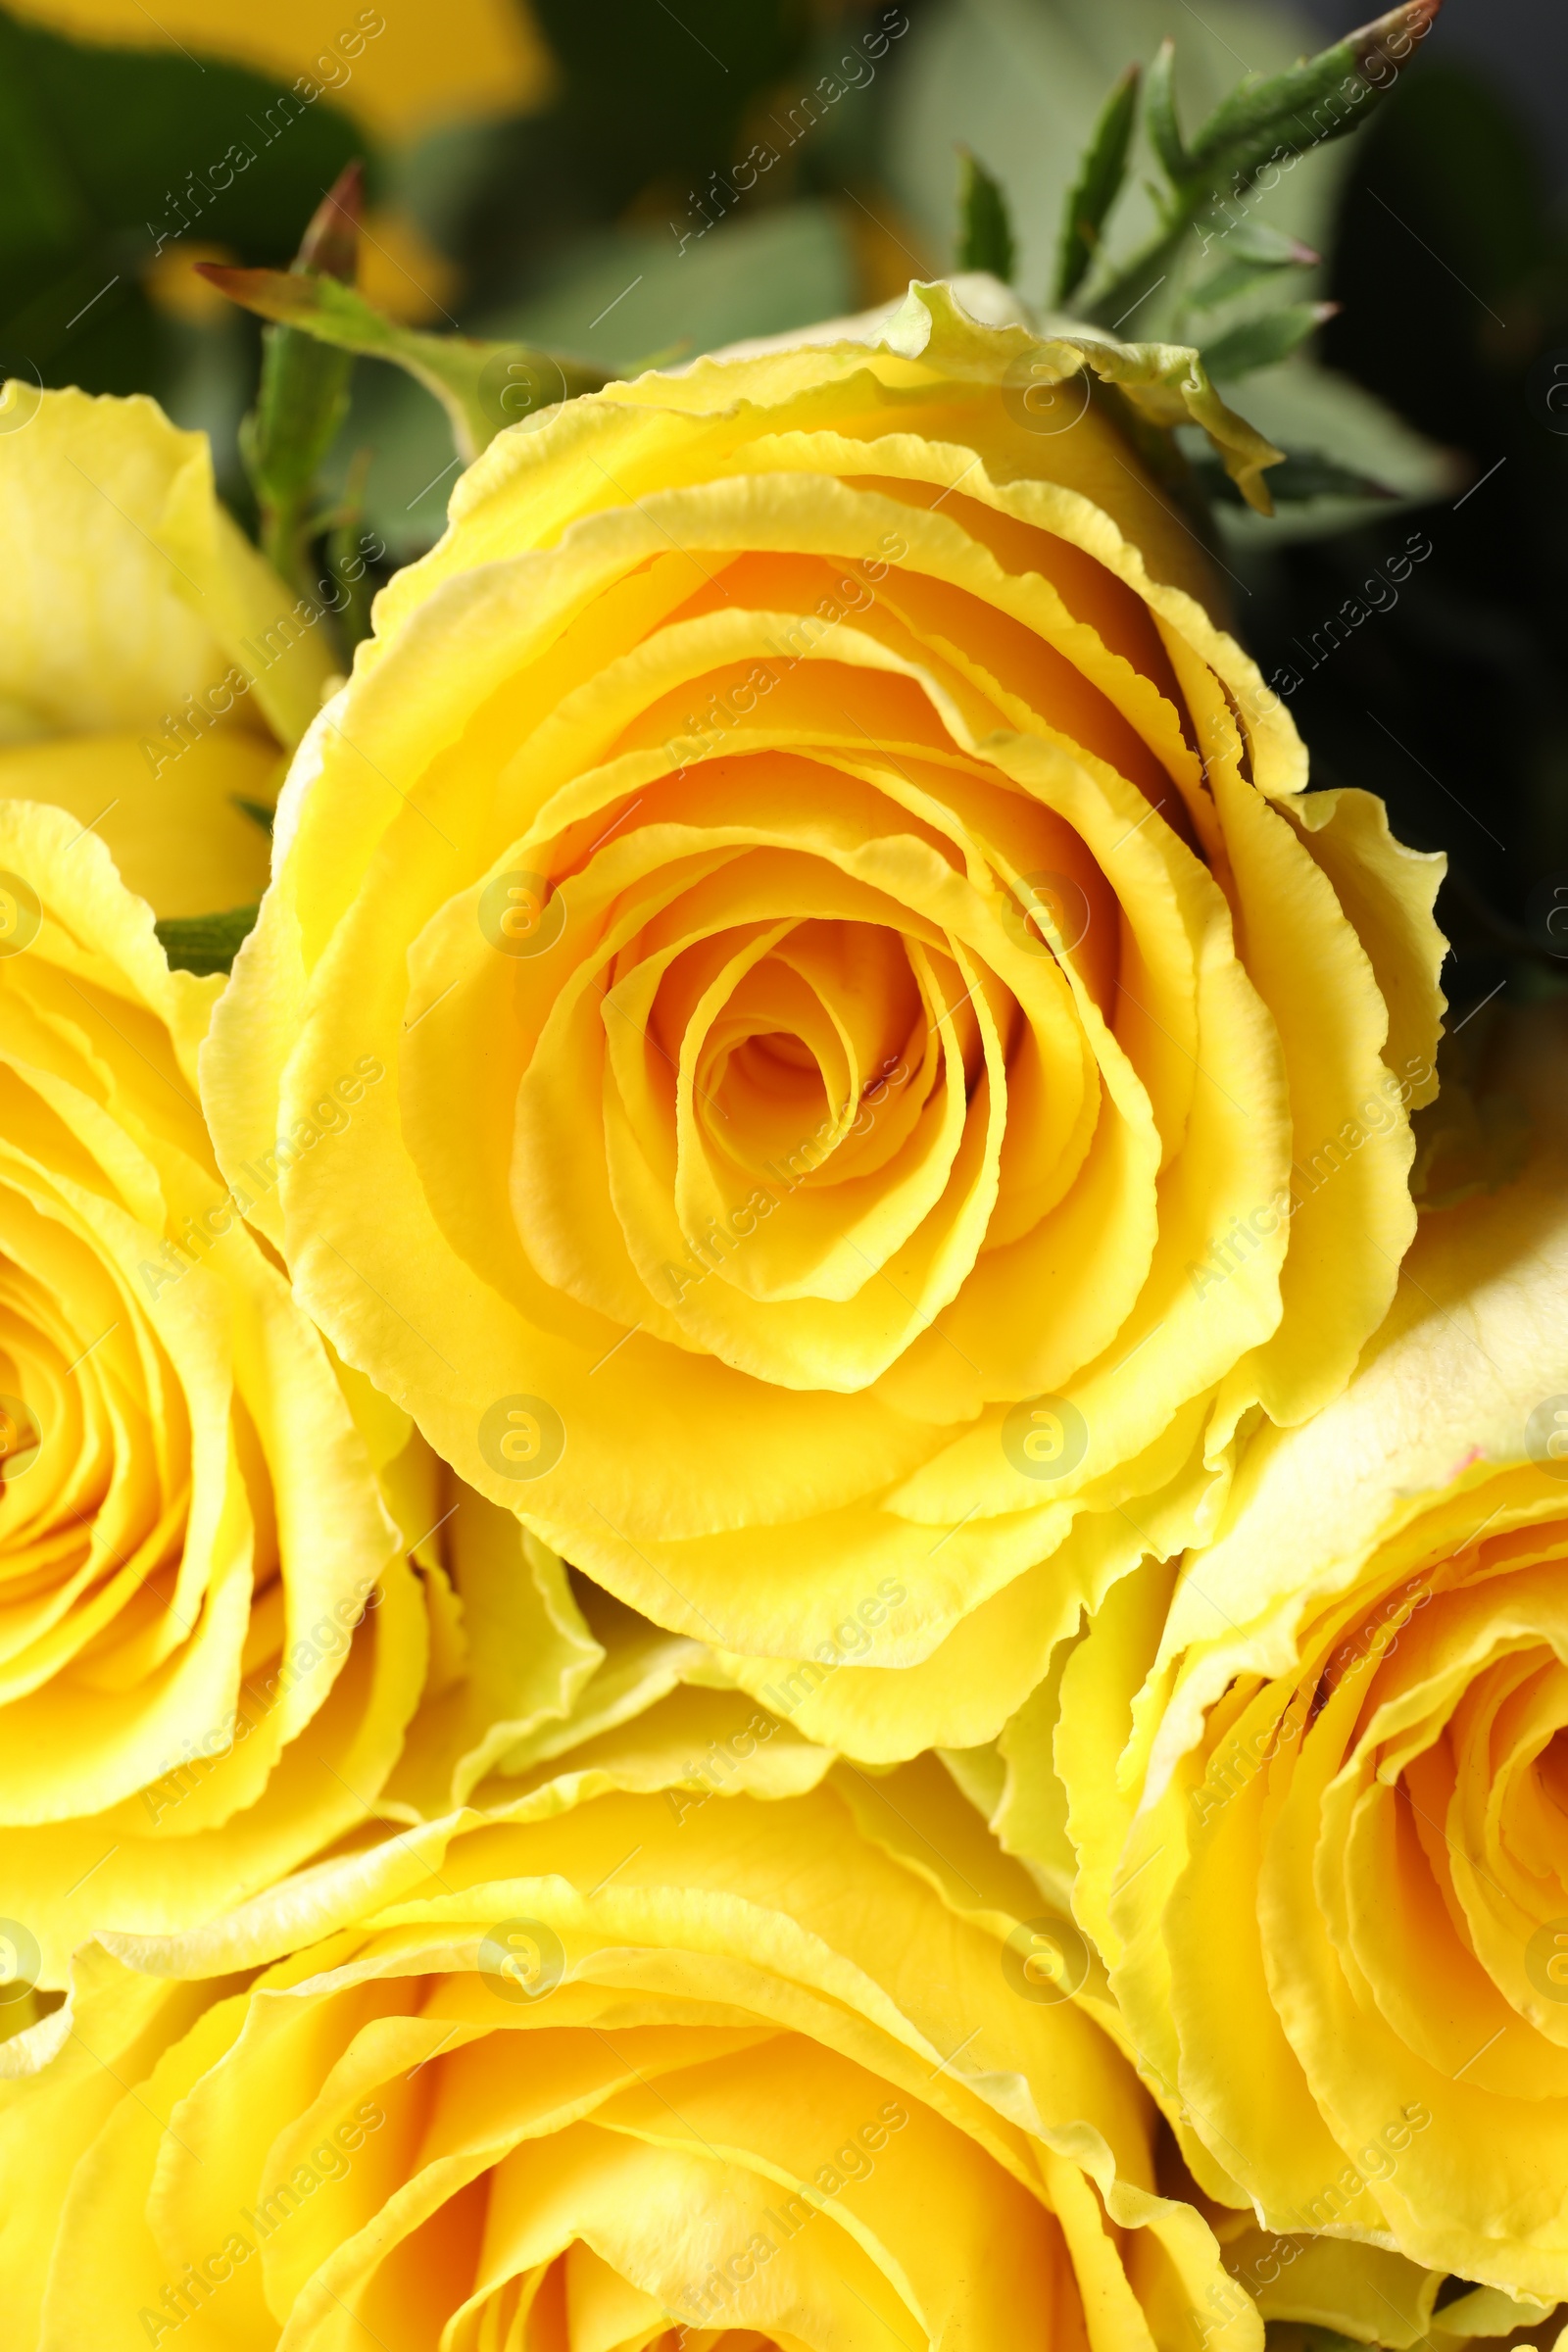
0 1688 1261 2352
0 383 333 918
203 280 1446 1764
1026 1009 1568 2299
0 797 629 1984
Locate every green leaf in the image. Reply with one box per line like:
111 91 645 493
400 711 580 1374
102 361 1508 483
1187 0 1443 184
880 0 1344 336
1195 448 1396 504
231 797 275 837
1201 300 1337 378
155 904 261 977
1186 229 1318 311
1196 357 1460 538
1083 3 1442 336
1145 40 1190 187
1188 255 1301 311
199 261 610 462
1223 220 1322 265
1053 63 1140 306
956 147 1015 282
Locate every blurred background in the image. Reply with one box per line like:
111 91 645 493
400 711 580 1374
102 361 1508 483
2 0 1564 1019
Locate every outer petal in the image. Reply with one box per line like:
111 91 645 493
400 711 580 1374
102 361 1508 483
0 383 334 915
1035 1010 1568 2297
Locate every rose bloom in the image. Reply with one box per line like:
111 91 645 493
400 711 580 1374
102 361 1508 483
0 382 336 917
0 1683 1263 2352
1024 1010 1568 2300
0 797 644 1983
204 280 1446 1763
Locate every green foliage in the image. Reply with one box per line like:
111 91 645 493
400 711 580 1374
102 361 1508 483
1193 448 1398 506
1201 301 1338 381
154 903 260 977
956 147 1014 281
1053 64 1140 306
240 168 361 598
1074 4 1442 335
202 263 609 462
339 204 859 557
1144 41 1189 189
0 5 363 406
1289 47 1568 1011
1186 2 1439 180
1186 222 1319 311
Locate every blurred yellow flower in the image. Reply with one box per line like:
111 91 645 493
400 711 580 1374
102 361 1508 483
202 280 1446 1766
1023 1008 1568 2301
0 1700 1260 2352
143 216 459 328
355 206 462 325
5 0 554 141
142 242 243 327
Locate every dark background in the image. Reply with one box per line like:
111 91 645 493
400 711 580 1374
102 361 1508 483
2 0 1563 1020
1264 0 1568 1021
1297 0 1568 190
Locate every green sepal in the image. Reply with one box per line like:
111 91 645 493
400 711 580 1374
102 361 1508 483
1187 230 1318 311
1222 220 1322 266
1186 0 1442 183
1145 41 1189 187
198 264 611 462
1195 449 1398 505
1201 301 1338 379
956 146 1016 282
1084 2 1442 334
1054 63 1141 306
